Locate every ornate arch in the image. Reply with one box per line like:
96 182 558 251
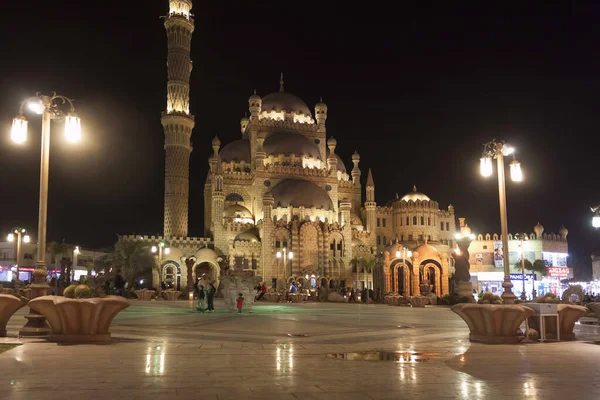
299 222 320 271
419 260 442 297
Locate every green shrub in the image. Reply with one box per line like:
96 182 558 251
477 292 503 304
63 285 77 298
74 285 93 298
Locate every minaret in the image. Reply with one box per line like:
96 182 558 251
351 151 362 214
365 168 376 234
161 0 195 238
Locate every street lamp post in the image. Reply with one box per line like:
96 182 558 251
276 247 293 285
72 246 80 283
395 247 412 295
11 92 81 337
7 228 31 291
516 233 528 301
151 240 170 287
480 139 523 304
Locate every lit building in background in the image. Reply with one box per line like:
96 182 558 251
463 219 571 297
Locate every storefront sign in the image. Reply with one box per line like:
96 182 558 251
547 267 569 277
510 273 536 281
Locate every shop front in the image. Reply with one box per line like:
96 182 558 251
471 271 537 299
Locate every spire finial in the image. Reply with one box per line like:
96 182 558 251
279 72 284 92
320 96 323 102
413 185 417 192
253 88 257 95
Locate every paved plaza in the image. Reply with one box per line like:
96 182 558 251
2 300 600 399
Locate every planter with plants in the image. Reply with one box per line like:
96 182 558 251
28 284 129 343
161 289 182 301
451 292 534 344
134 289 155 301
0 294 28 337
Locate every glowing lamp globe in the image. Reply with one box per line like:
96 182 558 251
11 115 28 143
593 215 600 229
480 157 492 177
510 159 523 182
23 235 30 243
7 233 14 242
64 113 81 143
396 250 401 258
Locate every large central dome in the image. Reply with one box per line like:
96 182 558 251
400 185 430 202
261 92 312 117
269 179 334 210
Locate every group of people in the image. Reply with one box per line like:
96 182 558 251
194 281 216 313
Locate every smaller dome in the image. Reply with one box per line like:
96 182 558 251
269 179 334 210
386 243 411 258
352 238 364 246
223 204 253 219
261 92 312 116
414 244 441 261
315 97 327 108
249 90 261 101
220 139 251 163
559 225 568 238
263 131 321 159
194 248 219 262
235 231 260 243
400 186 430 202
534 222 544 237
350 212 362 226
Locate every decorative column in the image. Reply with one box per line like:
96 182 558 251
162 0 195 238
440 253 450 295
411 254 420 296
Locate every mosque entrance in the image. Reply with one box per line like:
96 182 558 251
194 262 215 287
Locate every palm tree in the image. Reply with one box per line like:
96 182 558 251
47 241 72 285
103 241 154 285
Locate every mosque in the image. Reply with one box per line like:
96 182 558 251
120 0 459 296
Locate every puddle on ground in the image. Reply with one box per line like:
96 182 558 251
0 344 21 355
287 333 308 337
326 351 444 363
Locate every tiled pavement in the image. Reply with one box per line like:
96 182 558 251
2 299 600 399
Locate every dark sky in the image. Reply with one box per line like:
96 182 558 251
1 1 599 269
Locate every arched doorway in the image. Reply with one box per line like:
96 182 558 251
420 261 442 297
193 248 221 289
194 262 215 287
162 262 181 290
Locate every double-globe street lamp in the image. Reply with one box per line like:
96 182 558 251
11 92 81 336
479 139 523 304
395 246 412 295
152 240 171 287
591 205 600 228
7 228 31 290
515 233 529 301
276 247 293 285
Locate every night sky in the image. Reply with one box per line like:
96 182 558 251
1 1 599 275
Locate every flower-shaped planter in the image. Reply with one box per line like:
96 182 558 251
527 304 588 340
162 291 182 301
28 295 129 343
451 304 534 344
263 293 281 302
408 296 429 307
0 294 28 337
134 289 154 301
288 293 304 303
586 303 600 322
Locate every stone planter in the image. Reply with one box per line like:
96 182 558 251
28 295 129 343
586 303 600 323
0 294 28 337
451 304 534 344
409 296 429 307
162 290 181 301
327 292 346 302
263 292 282 302
288 293 304 303
134 289 154 301
527 304 588 340
220 275 260 312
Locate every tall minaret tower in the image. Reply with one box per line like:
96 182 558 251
161 0 195 238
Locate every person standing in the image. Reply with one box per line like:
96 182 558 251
236 293 244 314
114 270 125 296
207 282 216 313
196 285 207 313
256 282 268 301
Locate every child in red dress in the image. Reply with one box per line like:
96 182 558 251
236 293 244 314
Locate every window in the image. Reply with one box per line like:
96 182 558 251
399 217 402 226
483 245 488 250
441 222 444 230
406 217 409 225
382 218 386 227
251 259 257 269
275 240 281 248
408 234 413 241
400 235 403 241
428 217 431 225
446 222 450 231
428 235 431 242
330 243 335 250
413 216 417 225
337 243 342 251
383 237 387 245
418 235 423 241
283 241 288 248
243 259 249 269
377 218 380 227
420 216 424 225
24 253 33 260
377 236 381 245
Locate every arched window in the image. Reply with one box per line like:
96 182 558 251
413 216 417 225
225 193 244 202
420 216 424 225
427 217 431 225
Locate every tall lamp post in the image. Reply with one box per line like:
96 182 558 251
7 228 31 291
151 240 170 287
395 247 412 295
276 247 293 285
515 233 529 301
480 139 523 304
72 246 80 283
11 92 81 337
